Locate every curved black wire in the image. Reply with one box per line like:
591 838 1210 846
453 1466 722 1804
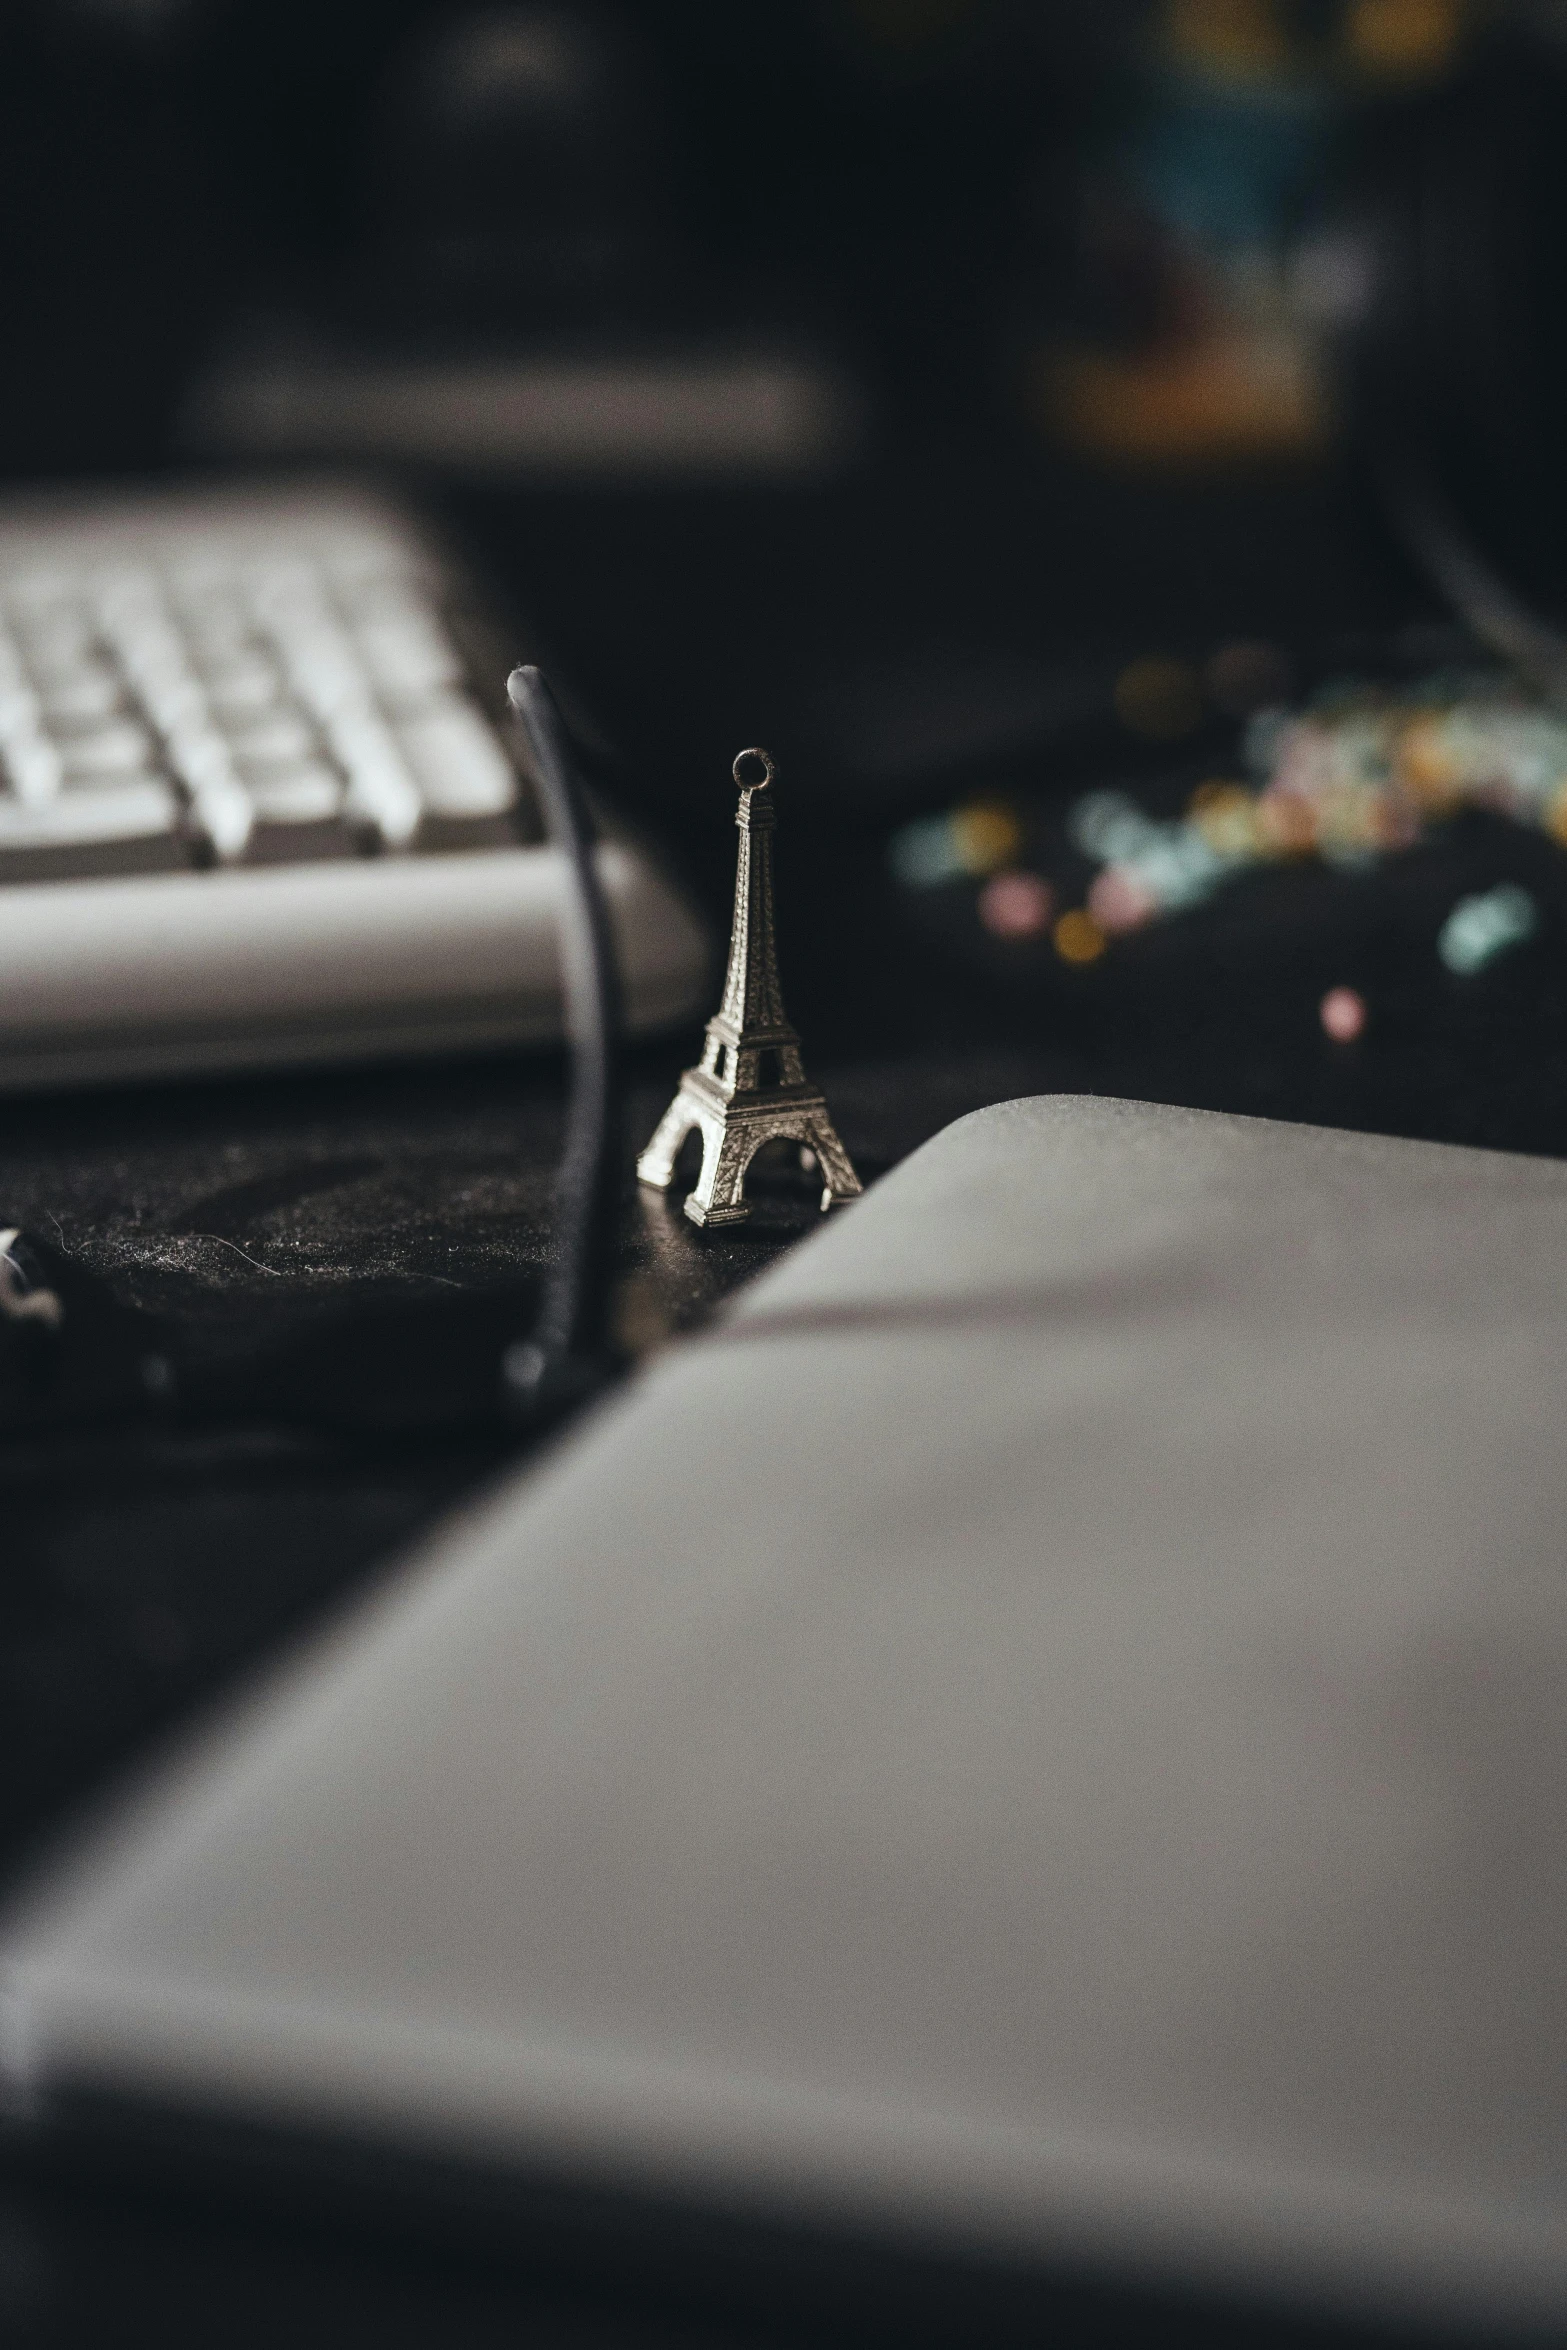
504 665 625 1405
1374 451 1567 714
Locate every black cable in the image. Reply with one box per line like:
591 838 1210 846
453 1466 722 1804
501 664 625 1410
1374 451 1567 711
1340 33 1567 705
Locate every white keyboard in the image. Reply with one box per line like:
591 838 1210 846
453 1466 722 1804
0 479 707 1087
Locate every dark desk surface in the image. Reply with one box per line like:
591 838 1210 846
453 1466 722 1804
2 1038 1080 1870
2 448 1558 2347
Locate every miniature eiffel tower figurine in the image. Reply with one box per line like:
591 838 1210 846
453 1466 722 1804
637 747 862 1228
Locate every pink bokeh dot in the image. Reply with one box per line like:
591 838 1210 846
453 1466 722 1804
1088 864 1158 935
1320 986 1367 1043
978 870 1054 939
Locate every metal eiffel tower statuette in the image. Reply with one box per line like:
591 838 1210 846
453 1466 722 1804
637 747 862 1228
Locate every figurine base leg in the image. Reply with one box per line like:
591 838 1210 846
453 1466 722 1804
635 1088 707 1191
804 1118 863 1213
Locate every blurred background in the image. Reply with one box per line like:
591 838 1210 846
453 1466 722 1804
8 0 1567 1162
13 0 1567 1149
11 14 1567 2333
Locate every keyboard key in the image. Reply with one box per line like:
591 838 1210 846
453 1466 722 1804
8 573 75 617
105 611 182 670
0 523 539 894
244 764 356 862
167 729 254 861
247 562 321 621
0 682 42 735
330 575 428 623
60 719 155 779
141 675 209 734
275 639 365 724
352 615 463 704
225 712 315 768
202 658 283 721
327 709 422 850
39 669 124 729
167 577 247 631
18 616 96 674
164 721 234 784
3 734 64 803
190 775 255 864
0 779 183 881
87 567 159 621
248 766 339 820
395 700 518 848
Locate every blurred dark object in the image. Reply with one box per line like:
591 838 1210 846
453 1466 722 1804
0 4 227 474
4 0 1558 505
1031 0 1485 468
360 4 675 328
0 2 1085 483
1334 19 1567 629
180 2 866 478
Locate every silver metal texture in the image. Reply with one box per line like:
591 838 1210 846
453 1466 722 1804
636 749 861 1227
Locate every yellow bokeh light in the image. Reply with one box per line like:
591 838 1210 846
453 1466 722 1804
1344 0 1464 80
949 799 1023 877
1054 909 1108 965
1188 778 1261 857
1163 0 1292 76
1394 714 1465 812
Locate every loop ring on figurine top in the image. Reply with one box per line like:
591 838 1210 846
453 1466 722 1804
732 746 776 788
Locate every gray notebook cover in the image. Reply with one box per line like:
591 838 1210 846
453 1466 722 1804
4 1096 1565 2334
